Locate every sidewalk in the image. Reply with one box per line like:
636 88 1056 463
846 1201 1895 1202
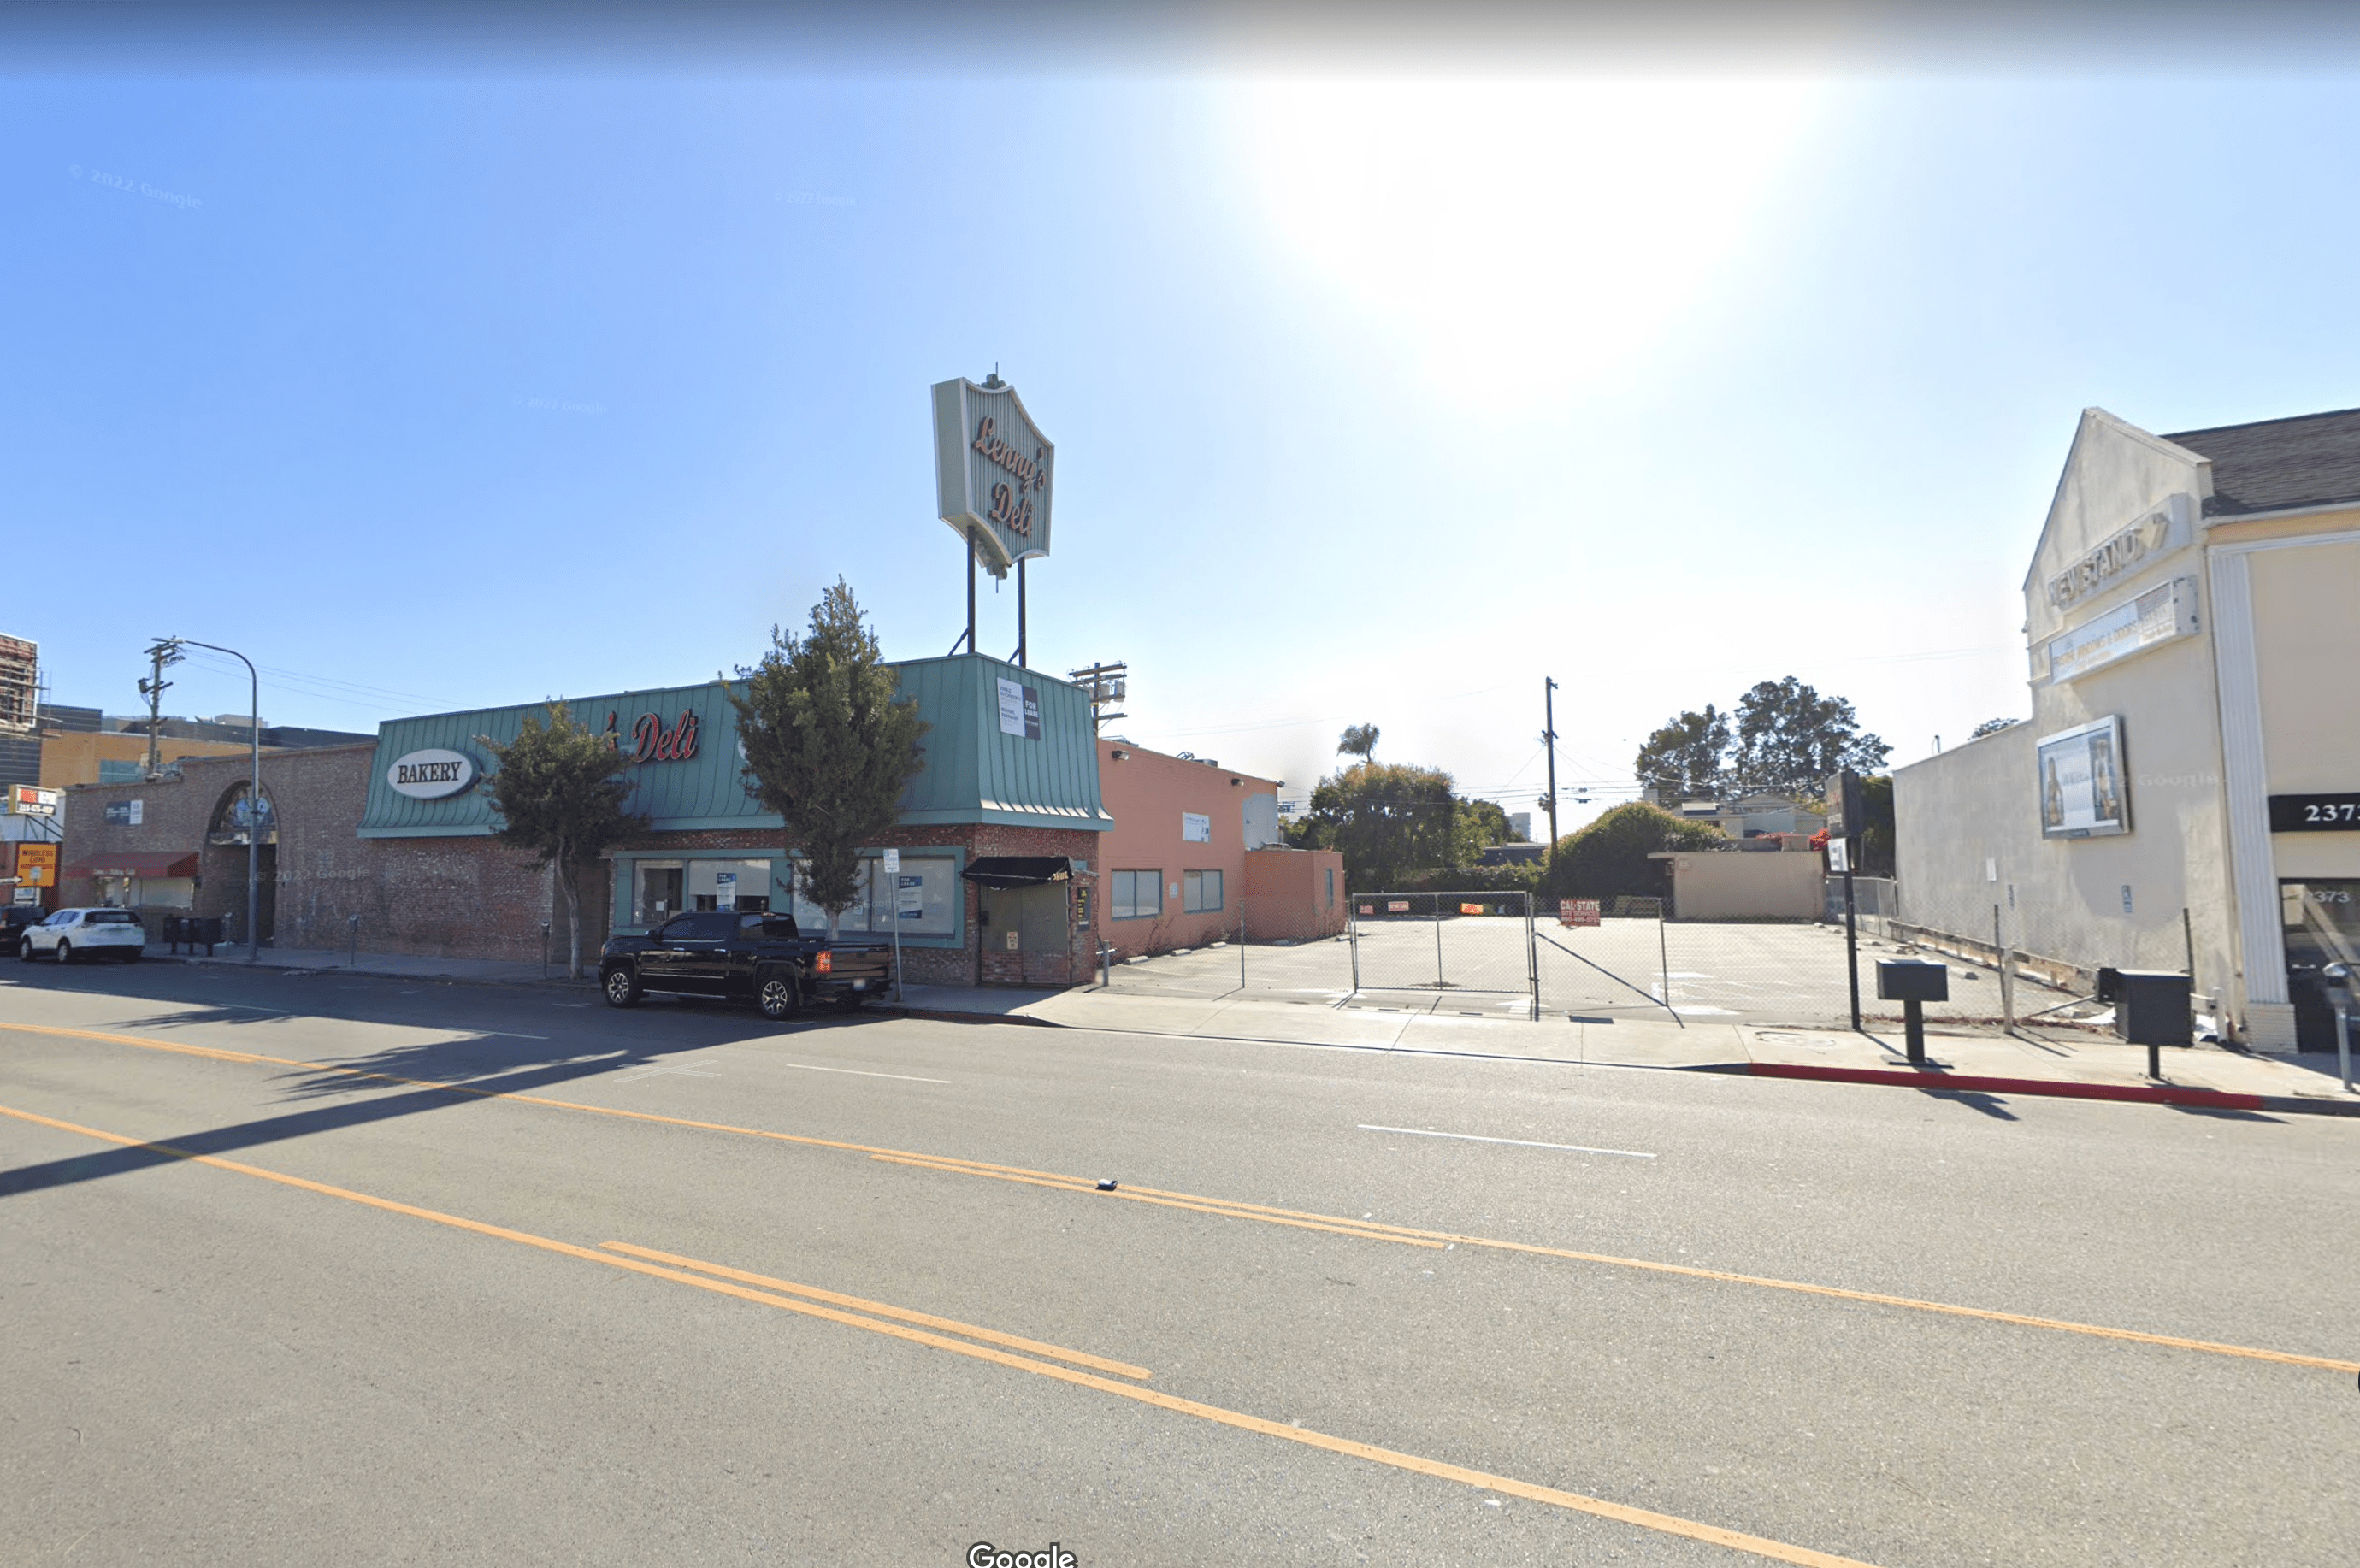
941 984 2360 1117
114 941 2359 1116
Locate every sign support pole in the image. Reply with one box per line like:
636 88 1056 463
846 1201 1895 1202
1543 677 1559 866
1844 857 1861 1032
883 848 904 1004
965 539 977 656
1016 559 1027 669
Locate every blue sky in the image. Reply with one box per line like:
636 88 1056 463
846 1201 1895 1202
9 27 2360 831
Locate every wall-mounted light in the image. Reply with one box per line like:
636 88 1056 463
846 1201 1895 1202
1230 777 1242 787
1110 748 1130 762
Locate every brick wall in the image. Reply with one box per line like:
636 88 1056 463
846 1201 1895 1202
61 747 569 963
61 748 1100 980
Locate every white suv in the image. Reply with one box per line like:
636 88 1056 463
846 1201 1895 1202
19 907 147 964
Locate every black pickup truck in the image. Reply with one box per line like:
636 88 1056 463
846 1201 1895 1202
599 911 894 1019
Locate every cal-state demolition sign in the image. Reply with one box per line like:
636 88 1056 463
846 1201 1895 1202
933 377 1053 576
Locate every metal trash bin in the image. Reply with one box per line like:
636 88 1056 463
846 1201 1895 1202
2111 970 2192 1048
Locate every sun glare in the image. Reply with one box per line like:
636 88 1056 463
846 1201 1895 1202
1234 76 1826 407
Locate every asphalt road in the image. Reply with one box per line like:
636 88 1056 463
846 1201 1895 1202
3 958 2355 1565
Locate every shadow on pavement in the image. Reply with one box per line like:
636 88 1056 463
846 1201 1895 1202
0 965 847 1200
1917 1088 2019 1121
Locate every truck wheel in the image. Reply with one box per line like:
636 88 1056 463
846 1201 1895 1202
758 972 800 1022
834 992 865 1012
602 965 642 1008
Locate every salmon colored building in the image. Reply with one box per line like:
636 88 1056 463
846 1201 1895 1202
1094 739 1345 958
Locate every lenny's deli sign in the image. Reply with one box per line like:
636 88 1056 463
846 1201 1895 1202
931 375 1055 575
604 708 700 764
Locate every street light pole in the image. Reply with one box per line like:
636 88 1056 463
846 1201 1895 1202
168 637 262 962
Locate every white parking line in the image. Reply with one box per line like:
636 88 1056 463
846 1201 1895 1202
1356 1124 1656 1159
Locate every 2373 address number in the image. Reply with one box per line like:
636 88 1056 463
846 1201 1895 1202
2268 793 2360 832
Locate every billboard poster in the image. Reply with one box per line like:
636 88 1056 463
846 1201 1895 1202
996 677 1041 740
2036 716 2130 840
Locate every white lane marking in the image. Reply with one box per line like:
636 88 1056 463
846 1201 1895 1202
770 1060 950 1085
615 1061 724 1084
475 1030 550 1040
1356 1124 1656 1159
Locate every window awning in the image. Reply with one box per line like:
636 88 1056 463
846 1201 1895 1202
959 856 1073 889
65 851 200 879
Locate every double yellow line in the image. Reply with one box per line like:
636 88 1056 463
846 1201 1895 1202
6 1017 2356 1376
0 1099 1878 1567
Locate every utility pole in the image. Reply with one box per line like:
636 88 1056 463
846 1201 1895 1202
166 637 263 962
1066 662 1129 734
139 638 183 780
1542 676 1561 866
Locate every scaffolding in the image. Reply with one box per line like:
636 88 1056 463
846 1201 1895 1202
0 634 36 735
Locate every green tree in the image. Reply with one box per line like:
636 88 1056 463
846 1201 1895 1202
1337 722 1380 763
1632 705 1730 801
728 581 929 938
1454 797 1519 861
1540 802 1726 904
1727 678 1890 799
1293 760 1459 889
480 701 648 980
1969 716 2020 739
1857 774 1897 876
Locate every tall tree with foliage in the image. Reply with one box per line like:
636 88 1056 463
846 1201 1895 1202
1336 722 1380 763
729 580 929 938
1632 705 1730 800
1541 802 1727 904
480 701 647 980
1291 760 1459 889
1727 677 1889 797
1454 797 1521 860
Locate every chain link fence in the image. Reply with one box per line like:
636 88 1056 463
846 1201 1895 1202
1090 875 2208 1035
1094 892 1538 1015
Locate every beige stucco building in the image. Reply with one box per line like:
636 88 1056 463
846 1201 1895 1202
1894 406 2360 1053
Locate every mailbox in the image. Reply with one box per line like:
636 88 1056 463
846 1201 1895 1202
1875 958 1950 1003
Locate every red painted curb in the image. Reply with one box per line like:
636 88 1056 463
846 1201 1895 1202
1749 1061 2267 1111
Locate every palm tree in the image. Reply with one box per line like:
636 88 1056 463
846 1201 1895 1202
1337 723 1379 763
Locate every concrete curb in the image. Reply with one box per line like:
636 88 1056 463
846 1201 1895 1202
139 951 599 993
888 1005 1061 1029
1749 1061 2360 1117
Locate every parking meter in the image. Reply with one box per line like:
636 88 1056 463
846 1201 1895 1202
2325 962 2354 1093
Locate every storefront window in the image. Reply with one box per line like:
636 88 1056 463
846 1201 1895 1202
690 858 773 912
868 857 955 934
2282 881 2360 1052
784 857 957 935
633 860 685 927
1183 869 1224 913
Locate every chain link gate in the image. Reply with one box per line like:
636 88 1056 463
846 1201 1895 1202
1346 891 1538 1017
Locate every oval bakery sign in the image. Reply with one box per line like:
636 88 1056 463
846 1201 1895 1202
386 748 478 799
